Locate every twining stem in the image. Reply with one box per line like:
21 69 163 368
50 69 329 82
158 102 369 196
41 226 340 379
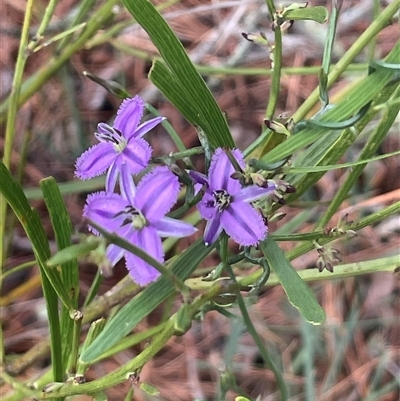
186 201 400 291
224 267 288 400
219 233 288 400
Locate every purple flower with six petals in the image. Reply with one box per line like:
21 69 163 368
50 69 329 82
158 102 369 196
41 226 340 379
192 148 276 246
83 166 197 285
75 96 164 192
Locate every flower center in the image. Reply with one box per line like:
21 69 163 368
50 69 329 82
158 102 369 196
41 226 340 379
115 205 146 230
95 123 127 153
213 189 232 211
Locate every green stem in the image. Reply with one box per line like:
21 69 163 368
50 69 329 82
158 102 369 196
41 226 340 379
110 41 370 76
287 200 400 262
291 0 400 121
0 0 119 122
27 0 60 52
265 24 282 119
34 280 224 398
0 0 34 365
68 311 83 375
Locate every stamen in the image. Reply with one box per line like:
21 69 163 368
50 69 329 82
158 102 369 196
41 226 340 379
213 189 232 211
114 205 146 229
95 124 127 151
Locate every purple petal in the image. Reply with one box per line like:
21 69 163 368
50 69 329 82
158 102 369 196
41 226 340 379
197 190 217 219
221 201 267 246
75 143 115 180
133 117 165 139
113 96 144 140
125 227 163 285
236 184 276 203
120 162 137 204
135 166 180 222
153 216 197 238
106 243 125 266
189 170 209 186
83 192 128 235
120 137 152 173
105 161 119 192
208 148 242 195
203 213 224 246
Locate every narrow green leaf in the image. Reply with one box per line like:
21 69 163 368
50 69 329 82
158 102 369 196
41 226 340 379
80 239 214 362
149 60 204 128
121 0 234 148
283 6 328 23
284 77 400 203
262 42 400 164
287 145 400 173
260 237 325 325
83 70 131 99
0 162 63 380
316 84 400 227
41 177 80 372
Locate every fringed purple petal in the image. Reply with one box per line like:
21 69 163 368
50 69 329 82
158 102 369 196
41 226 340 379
75 143 115 180
83 192 128 235
125 227 163 285
236 184 276 203
203 213 223 246
133 117 165 139
135 166 180 221
121 138 152 173
221 201 267 246
153 216 197 238
208 148 242 195
113 96 144 139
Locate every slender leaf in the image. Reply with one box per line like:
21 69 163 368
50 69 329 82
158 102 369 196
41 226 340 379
41 177 80 372
283 6 328 23
260 237 325 325
262 40 400 164
0 162 64 380
80 239 214 362
149 60 205 128
121 0 234 148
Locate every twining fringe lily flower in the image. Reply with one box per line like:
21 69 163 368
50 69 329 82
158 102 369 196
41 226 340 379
83 166 197 285
191 148 276 246
75 96 164 192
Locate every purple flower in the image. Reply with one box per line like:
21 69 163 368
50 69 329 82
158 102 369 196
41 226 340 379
83 166 197 285
192 148 276 246
75 96 164 192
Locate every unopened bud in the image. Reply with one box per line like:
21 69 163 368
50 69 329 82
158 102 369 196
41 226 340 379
264 119 291 136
